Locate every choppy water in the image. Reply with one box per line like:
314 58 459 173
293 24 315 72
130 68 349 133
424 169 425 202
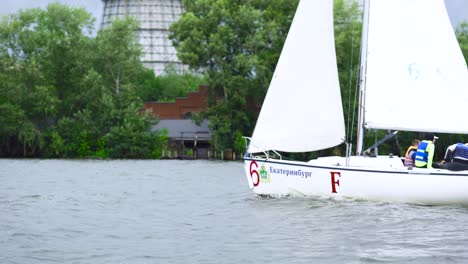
0 159 467 264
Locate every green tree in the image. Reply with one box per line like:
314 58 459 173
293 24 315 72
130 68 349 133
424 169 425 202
0 4 93 156
456 21 468 64
95 17 143 96
104 103 168 158
136 66 207 102
0 4 168 158
334 0 361 147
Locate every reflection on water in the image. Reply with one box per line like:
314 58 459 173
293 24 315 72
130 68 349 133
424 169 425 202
0 159 467 264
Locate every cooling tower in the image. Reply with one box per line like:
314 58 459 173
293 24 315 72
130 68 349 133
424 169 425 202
101 0 184 74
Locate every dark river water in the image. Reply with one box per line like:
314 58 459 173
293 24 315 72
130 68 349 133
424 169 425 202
1 159 467 264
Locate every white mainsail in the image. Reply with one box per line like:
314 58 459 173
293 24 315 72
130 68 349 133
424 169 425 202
248 0 345 153
364 0 468 133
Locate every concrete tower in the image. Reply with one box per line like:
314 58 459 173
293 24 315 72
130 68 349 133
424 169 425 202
101 0 184 74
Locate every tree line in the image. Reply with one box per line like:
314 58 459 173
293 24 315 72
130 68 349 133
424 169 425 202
1 1 467 159
0 4 204 158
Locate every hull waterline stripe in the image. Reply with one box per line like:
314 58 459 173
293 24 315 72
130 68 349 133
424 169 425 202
243 158 468 177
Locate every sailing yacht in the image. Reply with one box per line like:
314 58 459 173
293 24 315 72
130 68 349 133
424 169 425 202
243 0 468 205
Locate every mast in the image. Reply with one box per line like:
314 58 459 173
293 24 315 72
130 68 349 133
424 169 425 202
356 0 370 155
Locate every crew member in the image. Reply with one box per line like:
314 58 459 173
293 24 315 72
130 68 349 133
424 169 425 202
441 143 468 171
404 139 420 167
414 134 438 168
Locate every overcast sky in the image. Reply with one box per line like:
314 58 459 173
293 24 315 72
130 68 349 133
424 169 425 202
2 0 468 32
2 0 103 31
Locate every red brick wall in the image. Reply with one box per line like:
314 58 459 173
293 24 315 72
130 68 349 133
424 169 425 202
143 85 208 119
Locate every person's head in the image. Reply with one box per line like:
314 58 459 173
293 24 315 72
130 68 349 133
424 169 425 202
412 139 420 147
424 133 438 142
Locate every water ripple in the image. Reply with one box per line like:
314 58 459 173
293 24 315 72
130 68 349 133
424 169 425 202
1 159 467 264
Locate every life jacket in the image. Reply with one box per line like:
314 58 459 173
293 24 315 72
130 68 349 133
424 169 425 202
404 146 418 166
453 143 468 162
415 141 430 166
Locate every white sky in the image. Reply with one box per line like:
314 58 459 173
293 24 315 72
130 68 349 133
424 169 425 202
446 0 468 27
1 0 468 32
2 0 103 31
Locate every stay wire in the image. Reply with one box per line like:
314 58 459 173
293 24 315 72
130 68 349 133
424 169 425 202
350 4 365 147
346 13 357 144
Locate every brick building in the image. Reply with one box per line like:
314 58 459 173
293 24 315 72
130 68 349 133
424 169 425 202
143 85 211 159
143 86 208 119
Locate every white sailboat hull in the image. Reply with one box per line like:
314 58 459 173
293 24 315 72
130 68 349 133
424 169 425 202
244 156 468 206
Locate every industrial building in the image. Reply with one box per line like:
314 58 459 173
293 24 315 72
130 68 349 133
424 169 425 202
101 0 185 74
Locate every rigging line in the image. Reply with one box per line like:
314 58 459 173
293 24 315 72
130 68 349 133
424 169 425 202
350 47 361 144
350 9 363 144
346 13 356 143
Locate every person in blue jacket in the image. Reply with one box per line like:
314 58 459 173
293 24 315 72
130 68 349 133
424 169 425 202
414 134 438 168
441 143 468 171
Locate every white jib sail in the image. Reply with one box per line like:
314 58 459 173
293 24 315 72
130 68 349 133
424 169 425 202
248 0 345 153
364 0 468 133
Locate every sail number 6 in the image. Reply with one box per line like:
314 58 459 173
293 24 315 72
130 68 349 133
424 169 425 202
249 161 260 187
